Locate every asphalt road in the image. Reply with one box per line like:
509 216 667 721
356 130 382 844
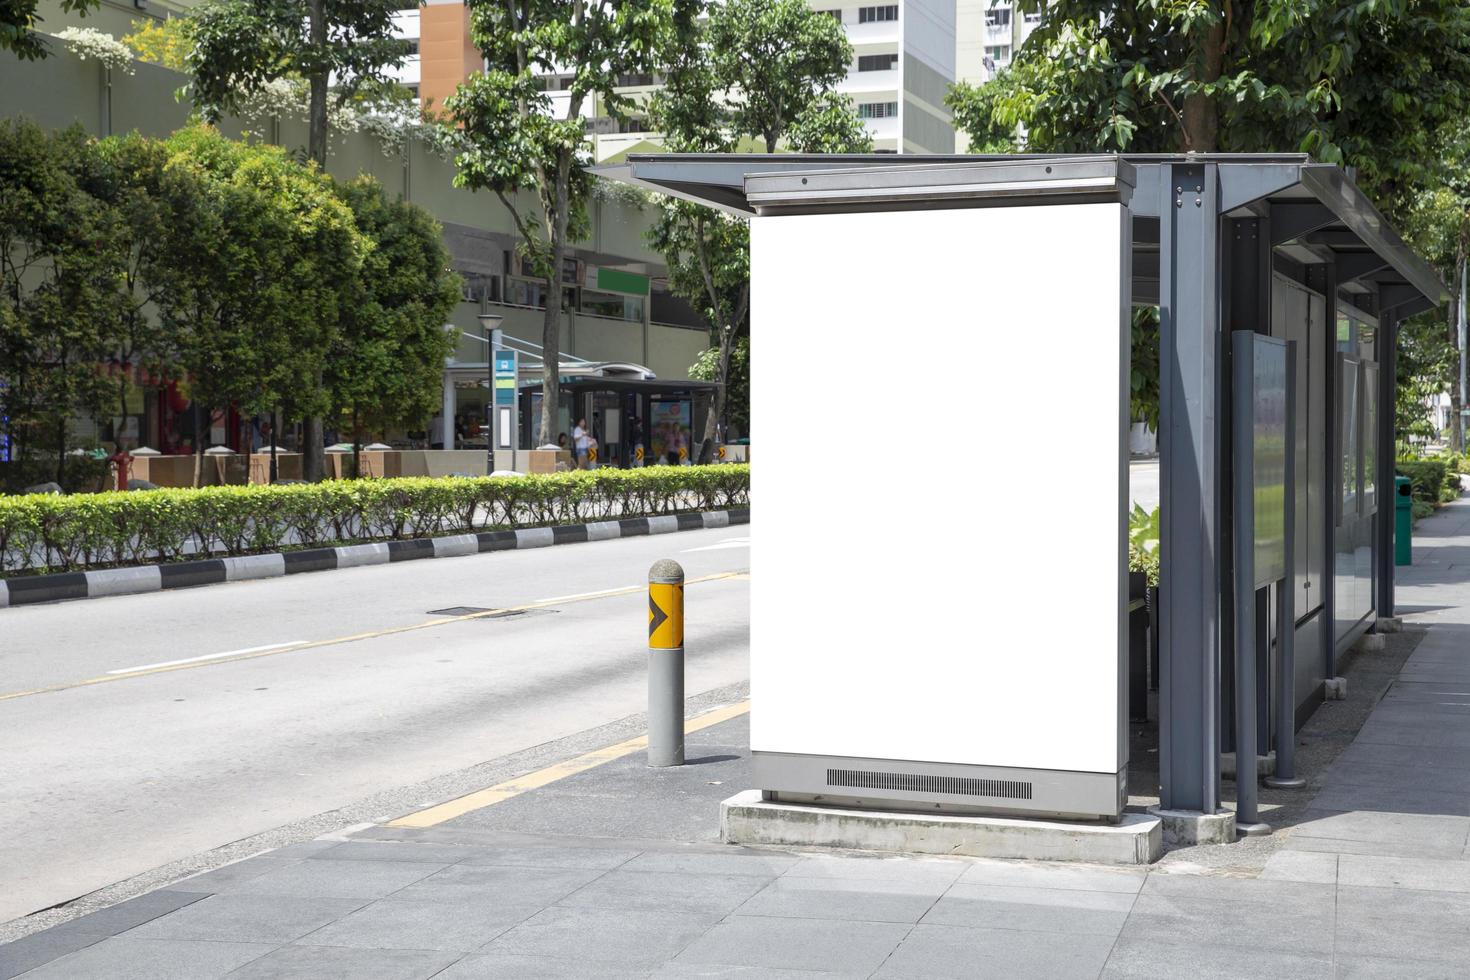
0 527 751 924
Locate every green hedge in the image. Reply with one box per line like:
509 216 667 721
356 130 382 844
1396 459 1458 505
0 466 750 575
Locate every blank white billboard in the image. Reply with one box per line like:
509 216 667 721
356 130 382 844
750 203 1129 778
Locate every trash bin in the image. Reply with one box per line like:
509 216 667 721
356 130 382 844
1395 474 1413 566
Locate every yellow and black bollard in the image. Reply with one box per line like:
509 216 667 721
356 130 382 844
647 559 685 767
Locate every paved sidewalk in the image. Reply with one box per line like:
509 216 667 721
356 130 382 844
5 501 1470 978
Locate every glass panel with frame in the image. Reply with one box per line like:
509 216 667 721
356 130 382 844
1362 361 1377 515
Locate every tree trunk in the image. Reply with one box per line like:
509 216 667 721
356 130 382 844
301 0 330 480
696 330 733 465
192 400 204 488
538 165 571 448
117 370 129 450
269 405 279 483
351 408 361 480
307 0 329 169
1180 19 1225 152
55 414 66 485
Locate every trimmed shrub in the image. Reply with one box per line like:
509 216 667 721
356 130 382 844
1396 459 1449 505
0 466 750 575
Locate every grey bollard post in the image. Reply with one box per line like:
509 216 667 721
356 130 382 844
647 559 685 767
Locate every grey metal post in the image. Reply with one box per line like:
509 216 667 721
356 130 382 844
647 559 685 767
1158 162 1223 814
1268 341 1306 789
1231 331 1268 834
1375 317 1398 618
441 364 455 450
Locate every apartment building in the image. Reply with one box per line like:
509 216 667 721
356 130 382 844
955 0 1040 83
392 0 956 157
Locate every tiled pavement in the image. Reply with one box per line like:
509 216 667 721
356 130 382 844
6 502 1470 978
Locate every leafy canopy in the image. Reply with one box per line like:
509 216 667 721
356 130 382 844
949 0 1470 206
187 0 410 162
328 176 461 438
706 0 853 153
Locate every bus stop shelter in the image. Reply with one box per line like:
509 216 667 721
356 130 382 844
516 375 719 467
596 153 1446 840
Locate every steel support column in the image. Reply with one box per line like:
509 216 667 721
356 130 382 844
1375 316 1398 618
1158 163 1223 813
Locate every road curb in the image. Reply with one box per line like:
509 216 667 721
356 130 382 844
0 508 749 609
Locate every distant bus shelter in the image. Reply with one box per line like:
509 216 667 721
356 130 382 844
596 153 1445 827
516 375 719 467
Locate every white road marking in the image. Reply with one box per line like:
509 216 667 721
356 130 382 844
682 537 751 553
107 641 310 675
534 586 641 603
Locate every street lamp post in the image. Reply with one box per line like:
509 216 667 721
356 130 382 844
477 313 504 475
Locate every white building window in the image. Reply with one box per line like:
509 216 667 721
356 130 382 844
819 9 842 23
857 53 898 71
985 7 1012 28
858 5 898 23
1024 9 1043 23
985 44 1011 66
858 101 898 119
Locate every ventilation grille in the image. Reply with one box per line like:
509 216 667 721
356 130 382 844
827 768 1033 801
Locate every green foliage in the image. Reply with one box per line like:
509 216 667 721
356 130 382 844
1127 502 1160 586
645 0 866 458
0 121 122 482
706 0 852 153
187 0 410 165
946 69 1026 153
1411 498 1435 521
1130 307 1160 430
1397 458 1450 505
690 338 749 435
1394 121 1470 447
328 177 461 446
0 466 751 574
956 1 1470 205
122 15 193 71
159 125 365 426
1 0 99 60
447 0 673 444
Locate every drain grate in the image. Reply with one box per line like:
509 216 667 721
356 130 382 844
427 606 494 616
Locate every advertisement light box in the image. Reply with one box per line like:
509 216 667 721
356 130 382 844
749 198 1130 820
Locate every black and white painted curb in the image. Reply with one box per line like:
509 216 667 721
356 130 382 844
0 509 748 609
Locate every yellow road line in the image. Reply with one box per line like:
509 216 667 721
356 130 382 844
0 571 747 703
388 699 752 829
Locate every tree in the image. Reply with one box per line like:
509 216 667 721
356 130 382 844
0 122 119 483
945 68 1025 154
705 0 851 153
646 0 867 461
187 0 409 479
329 176 461 475
949 1 1470 206
2 0 98 60
80 133 209 450
158 125 364 485
446 0 673 447
1395 121 1470 449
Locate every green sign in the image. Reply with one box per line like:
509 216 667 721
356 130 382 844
596 268 649 295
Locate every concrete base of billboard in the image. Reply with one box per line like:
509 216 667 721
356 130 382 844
1147 806 1237 846
720 790 1162 866
1353 632 1387 654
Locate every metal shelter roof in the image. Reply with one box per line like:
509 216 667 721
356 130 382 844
593 152 1446 317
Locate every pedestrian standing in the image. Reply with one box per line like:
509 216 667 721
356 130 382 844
573 417 590 469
